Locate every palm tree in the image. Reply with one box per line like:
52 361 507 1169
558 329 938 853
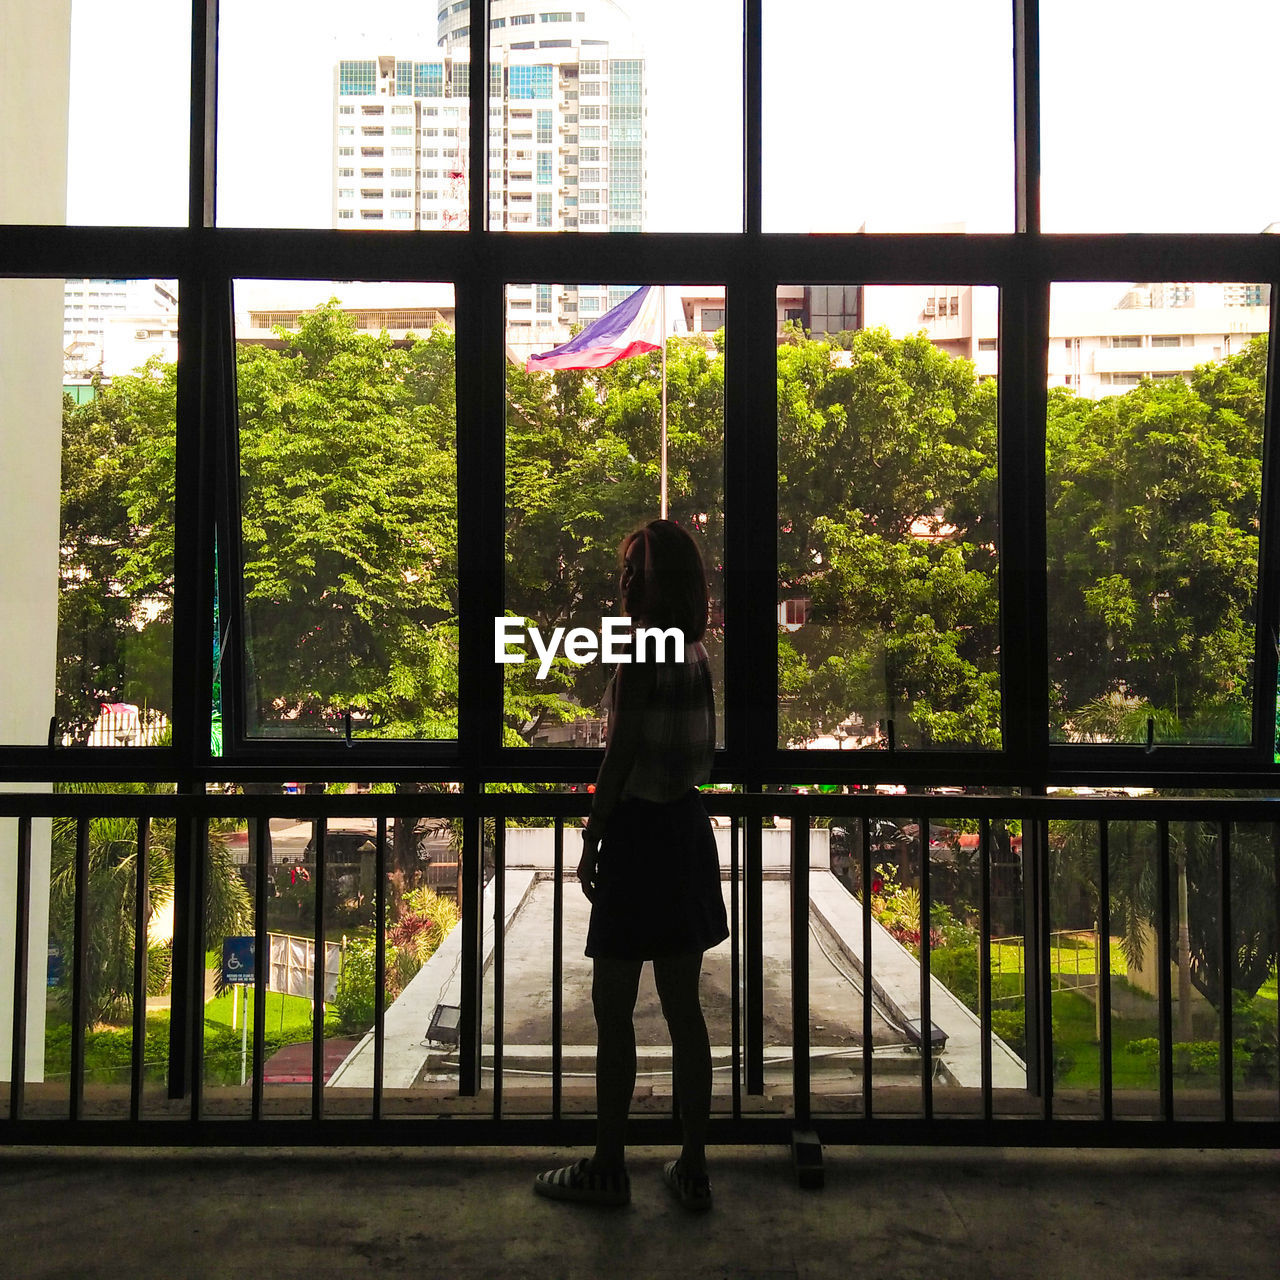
48 781 251 1026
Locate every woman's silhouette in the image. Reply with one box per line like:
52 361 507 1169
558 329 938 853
534 519 728 1211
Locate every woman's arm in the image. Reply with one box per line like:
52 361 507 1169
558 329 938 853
577 659 653 899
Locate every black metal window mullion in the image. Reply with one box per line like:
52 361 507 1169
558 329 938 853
192 0 218 231
468 0 488 236
1250 284 1280 760
744 0 762 239
1013 0 1041 239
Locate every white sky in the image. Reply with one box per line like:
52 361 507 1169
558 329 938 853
63 0 1280 299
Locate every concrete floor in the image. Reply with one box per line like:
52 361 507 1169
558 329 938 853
2 1144 1276 1279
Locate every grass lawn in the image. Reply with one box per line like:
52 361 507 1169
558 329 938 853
990 935 1127 980
1052 989 1163 1090
202 984 337 1036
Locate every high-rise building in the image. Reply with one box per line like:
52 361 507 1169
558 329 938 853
333 1 646 353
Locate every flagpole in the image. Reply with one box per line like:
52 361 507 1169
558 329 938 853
660 286 668 520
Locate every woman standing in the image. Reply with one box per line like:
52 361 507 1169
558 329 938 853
534 519 728 1211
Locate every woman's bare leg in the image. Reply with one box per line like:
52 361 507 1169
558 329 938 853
653 952 711 1176
591 956 643 1171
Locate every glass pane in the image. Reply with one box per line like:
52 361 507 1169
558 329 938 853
2 818 66 1119
867 817 920 1116
927 818 984 1118
1 278 177 748
988 819 1034 1117
504 283 724 748
482 1 740 232
1167 820 1222 1120
763 0 1013 233
2 3 189 227
233 281 458 740
1047 283 1268 745
1106 821 1162 1118
778 286 1001 750
219 1 467 230
1042 2 1280 232
201 820 257 1118
1048 820 1104 1118
1229 822 1279 1121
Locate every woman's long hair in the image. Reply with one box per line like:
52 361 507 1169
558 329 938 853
620 519 709 643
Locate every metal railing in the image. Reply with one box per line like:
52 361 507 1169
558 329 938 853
2 788 1278 1147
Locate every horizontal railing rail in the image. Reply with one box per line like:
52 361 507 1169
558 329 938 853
2 789 1278 1148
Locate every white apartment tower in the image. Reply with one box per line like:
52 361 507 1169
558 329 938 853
333 1 645 349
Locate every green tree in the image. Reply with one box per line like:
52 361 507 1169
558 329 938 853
230 306 459 738
1046 340 1265 740
777 326 1001 747
57 362 177 740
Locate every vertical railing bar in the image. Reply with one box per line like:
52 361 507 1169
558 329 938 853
552 816 564 1124
918 812 932 1121
1274 822 1280 1120
458 798 482 1096
1098 819 1113 1123
1156 818 1174 1121
311 818 326 1122
745 808 764 1095
251 815 268 1122
190 817 208 1123
373 815 387 1122
1217 820 1232 1124
70 816 90 1122
9 815 32 1122
861 810 873 1120
730 812 742 1122
130 817 151 1122
492 819 506 1122
979 817 993 1123
791 816 810 1128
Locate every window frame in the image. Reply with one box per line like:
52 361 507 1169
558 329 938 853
3 0 1279 794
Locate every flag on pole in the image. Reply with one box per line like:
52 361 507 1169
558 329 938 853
525 285 663 373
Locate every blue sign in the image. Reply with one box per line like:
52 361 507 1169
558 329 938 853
47 942 63 988
221 936 255 986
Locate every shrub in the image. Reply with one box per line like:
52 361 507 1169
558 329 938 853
930 944 980 1013
331 888 461 1035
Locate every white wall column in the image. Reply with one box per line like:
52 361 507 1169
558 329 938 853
0 0 72 1084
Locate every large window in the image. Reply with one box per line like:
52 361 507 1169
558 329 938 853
2 1 1278 784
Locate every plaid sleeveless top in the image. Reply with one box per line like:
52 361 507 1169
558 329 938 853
608 640 715 803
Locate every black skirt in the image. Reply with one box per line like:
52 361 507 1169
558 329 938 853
585 790 730 960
